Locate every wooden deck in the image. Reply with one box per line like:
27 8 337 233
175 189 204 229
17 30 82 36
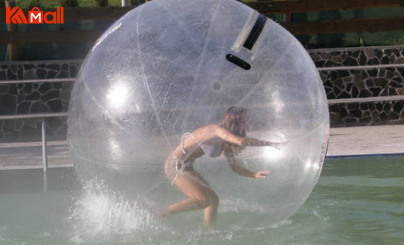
327 125 404 157
0 125 403 169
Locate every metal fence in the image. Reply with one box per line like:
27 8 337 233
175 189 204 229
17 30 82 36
0 63 404 171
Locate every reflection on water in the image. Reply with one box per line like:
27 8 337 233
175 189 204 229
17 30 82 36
0 156 403 244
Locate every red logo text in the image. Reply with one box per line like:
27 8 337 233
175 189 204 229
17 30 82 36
6 7 64 24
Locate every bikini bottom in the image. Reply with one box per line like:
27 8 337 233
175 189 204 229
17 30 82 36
164 158 195 185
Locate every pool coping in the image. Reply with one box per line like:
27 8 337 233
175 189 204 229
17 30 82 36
0 125 403 170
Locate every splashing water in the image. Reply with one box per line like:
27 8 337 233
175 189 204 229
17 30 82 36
69 179 161 242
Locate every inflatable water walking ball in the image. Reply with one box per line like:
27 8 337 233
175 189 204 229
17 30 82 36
68 0 329 227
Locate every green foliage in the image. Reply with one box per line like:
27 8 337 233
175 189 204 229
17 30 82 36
28 0 43 9
61 0 79 7
95 0 108 7
110 0 124 6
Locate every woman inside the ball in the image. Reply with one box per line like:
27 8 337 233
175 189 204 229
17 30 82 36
159 106 285 226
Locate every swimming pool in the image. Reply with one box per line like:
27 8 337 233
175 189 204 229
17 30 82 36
0 156 402 244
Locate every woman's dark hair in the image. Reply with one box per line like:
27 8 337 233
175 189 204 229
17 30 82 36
220 106 246 155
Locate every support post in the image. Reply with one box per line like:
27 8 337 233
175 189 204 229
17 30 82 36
5 0 18 61
41 120 48 172
43 171 48 192
121 0 129 7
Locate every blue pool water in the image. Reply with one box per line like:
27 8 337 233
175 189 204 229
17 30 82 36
0 156 402 244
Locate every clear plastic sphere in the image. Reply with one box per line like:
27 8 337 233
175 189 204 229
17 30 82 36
68 0 329 227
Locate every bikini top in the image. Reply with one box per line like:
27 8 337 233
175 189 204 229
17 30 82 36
181 132 222 158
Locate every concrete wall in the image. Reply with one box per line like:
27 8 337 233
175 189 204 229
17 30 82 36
0 60 80 141
0 46 403 141
312 46 404 126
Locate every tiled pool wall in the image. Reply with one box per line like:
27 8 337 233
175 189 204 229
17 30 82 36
0 46 403 141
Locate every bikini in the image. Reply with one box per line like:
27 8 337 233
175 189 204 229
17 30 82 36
165 132 223 185
181 132 223 158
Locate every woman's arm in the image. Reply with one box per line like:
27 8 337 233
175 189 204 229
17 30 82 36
240 137 283 149
213 125 284 149
224 151 270 179
212 125 243 145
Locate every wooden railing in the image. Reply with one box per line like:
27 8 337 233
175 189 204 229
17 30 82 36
249 0 403 15
1 0 404 45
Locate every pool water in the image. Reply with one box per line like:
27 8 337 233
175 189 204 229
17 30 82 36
0 156 402 245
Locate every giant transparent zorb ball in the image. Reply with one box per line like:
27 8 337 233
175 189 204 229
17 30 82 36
68 0 329 227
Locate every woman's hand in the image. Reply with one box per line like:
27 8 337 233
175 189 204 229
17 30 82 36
265 141 288 150
254 170 270 179
269 142 282 149
241 138 288 148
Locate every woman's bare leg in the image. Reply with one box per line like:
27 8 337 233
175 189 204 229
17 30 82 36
162 172 219 226
191 171 219 226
